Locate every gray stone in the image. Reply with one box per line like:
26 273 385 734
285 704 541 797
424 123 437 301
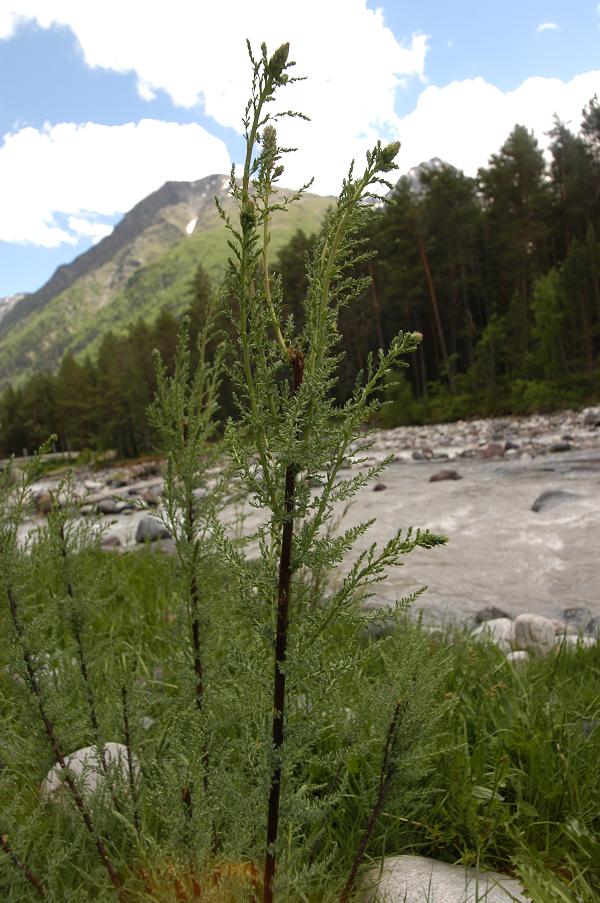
430 470 461 483
473 606 510 624
361 617 397 641
100 534 121 549
96 497 119 515
41 742 139 800
550 441 571 453
587 617 600 637
362 854 530 902
135 516 171 543
563 606 592 633
472 618 514 653
531 490 581 512
513 614 555 654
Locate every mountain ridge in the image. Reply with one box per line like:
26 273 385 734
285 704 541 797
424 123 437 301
0 174 231 337
0 174 334 386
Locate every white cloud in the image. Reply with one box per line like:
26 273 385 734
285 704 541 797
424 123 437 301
393 71 600 178
537 22 559 32
0 120 230 246
0 1 428 196
0 2 597 245
67 217 114 243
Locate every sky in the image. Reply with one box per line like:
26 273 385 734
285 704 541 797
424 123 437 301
0 0 599 297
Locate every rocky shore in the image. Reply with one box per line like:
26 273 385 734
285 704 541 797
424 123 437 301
20 405 600 630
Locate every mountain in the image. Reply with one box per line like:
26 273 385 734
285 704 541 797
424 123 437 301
400 157 454 195
0 293 26 328
0 175 334 387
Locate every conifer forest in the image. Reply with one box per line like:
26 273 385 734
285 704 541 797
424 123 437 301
1 100 599 457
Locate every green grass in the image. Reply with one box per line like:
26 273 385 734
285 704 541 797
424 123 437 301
1 548 598 900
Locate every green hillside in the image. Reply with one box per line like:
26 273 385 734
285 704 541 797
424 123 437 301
0 183 333 386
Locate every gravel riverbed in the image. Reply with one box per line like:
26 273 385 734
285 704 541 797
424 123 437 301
20 406 600 628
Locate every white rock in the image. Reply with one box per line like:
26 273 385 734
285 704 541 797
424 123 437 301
472 618 514 652
506 650 529 665
41 742 138 800
362 855 530 902
513 614 555 655
559 634 597 650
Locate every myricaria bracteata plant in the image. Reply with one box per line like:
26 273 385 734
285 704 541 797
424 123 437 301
216 40 446 902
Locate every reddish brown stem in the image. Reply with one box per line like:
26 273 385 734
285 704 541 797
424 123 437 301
58 523 123 813
121 685 140 833
263 350 304 903
0 833 46 898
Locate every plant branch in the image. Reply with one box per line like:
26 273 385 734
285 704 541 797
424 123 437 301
0 833 46 899
339 699 407 903
121 685 140 834
6 585 123 896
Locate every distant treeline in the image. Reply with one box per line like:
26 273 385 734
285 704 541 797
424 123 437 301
1 101 600 457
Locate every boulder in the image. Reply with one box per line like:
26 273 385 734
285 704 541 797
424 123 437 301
582 407 600 428
41 742 139 800
135 516 171 543
96 497 119 515
531 490 581 513
513 614 555 655
429 470 461 483
362 854 530 902
563 606 592 633
472 618 514 652
473 605 510 624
